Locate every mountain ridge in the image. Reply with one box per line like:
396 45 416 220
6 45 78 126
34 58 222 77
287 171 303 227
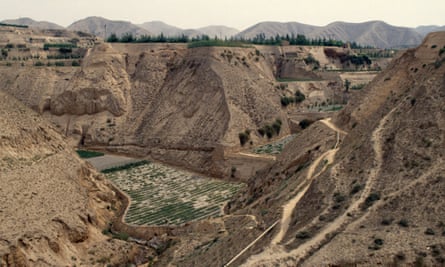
2 16 444 48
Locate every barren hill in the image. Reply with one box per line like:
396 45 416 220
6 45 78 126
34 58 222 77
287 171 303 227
213 31 445 266
1 17 64 30
416 25 445 36
0 91 153 266
68 16 150 39
238 20 424 48
196 25 240 38
139 21 189 36
139 21 239 38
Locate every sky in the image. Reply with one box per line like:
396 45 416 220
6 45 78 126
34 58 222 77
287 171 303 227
2 0 445 30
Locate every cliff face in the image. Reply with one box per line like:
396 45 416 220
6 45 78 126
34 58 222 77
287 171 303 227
0 91 149 266
49 43 130 116
1 42 295 176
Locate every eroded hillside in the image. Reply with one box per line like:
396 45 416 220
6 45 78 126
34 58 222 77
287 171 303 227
0 91 159 266
0 28 387 179
208 31 445 266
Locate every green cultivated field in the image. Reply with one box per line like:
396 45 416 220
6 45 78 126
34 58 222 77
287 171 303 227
106 162 245 226
253 134 296 155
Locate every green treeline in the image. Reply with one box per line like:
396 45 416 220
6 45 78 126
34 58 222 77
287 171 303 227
106 32 370 49
0 22 29 28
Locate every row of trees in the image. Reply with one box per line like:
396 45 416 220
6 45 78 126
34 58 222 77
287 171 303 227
106 32 370 48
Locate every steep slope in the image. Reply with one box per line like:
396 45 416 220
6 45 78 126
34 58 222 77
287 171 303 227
219 32 445 266
138 22 239 38
238 21 319 39
238 20 424 48
0 91 152 266
49 43 131 116
1 17 64 29
68 16 150 38
121 45 288 175
316 21 423 48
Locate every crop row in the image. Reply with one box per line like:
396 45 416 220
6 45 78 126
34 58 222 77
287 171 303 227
106 162 244 226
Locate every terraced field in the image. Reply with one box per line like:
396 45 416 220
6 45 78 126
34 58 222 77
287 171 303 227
252 134 296 155
106 162 245 226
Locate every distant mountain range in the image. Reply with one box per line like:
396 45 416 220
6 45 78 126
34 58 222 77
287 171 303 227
238 21 429 48
2 17 444 48
2 17 64 30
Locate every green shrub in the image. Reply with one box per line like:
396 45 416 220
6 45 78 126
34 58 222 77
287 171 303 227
381 218 392 226
398 219 409 227
363 192 380 209
299 119 313 129
369 238 384 250
280 96 293 107
71 60 80 67
258 128 265 137
295 231 311 239
55 61 65 67
440 47 445 56
239 132 250 146
231 166 236 178
272 121 281 135
294 90 306 103
350 183 362 195
264 125 274 139
425 228 435 235
333 192 346 203
34 61 44 66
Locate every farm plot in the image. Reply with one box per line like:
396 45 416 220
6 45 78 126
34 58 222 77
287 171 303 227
252 134 296 155
106 162 245 226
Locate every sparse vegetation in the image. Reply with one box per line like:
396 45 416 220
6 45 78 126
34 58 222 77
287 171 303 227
369 238 384 250
258 119 283 139
351 83 367 90
344 79 351 91
362 192 380 209
299 119 314 129
440 46 445 56
239 130 251 146
425 228 435 235
350 183 362 195
398 219 409 227
295 231 311 239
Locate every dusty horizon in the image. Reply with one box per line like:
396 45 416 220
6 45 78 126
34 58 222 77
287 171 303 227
1 0 445 30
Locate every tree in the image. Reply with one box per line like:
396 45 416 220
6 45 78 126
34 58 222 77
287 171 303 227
107 33 119 42
294 90 306 103
120 33 135 43
344 79 351 92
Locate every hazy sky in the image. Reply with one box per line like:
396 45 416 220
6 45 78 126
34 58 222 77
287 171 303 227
2 0 445 30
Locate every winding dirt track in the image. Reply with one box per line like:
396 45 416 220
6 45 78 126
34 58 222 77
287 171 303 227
231 119 345 266
239 110 395 266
